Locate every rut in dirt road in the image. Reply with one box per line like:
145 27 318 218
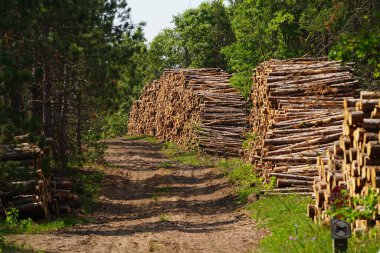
7 137 265 253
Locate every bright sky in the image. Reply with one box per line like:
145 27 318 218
127 0 206 42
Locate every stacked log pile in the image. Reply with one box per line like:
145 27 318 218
0 142 50 218
129 69 247 156
309 91 380 234
247 58 359 192
0 136 77 218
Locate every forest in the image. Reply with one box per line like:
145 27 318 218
1 0 380 252
1 0 379 163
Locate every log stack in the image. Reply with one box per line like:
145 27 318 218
309 91 380 234
128 69 247 156
0 136 77 218
246 58 359 192
0 142 50 218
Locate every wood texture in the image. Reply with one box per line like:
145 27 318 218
128 69 247 156
245 58 359 194
310 91 380 234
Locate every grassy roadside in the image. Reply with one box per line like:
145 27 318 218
0 157 105 253
0 166 102 252
150 137 380 253
0 239 39 253
247 194 380 253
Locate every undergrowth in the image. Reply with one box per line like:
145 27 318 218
162 142 216 167
0 239 39 253
71 166 104 213
0 206 91 234
247 195 380 253
218 158 274 203
126 134 160 144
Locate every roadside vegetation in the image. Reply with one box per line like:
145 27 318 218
156 137 380 253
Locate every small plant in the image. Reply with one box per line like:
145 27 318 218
159 214 170 222
126 135 160 144
157 186 171 194
328 188 380 223
158 162 173 169
218 158 273 202
72 167 104 213
162 142 216 167
152 193 159 202
5 208 19 227
242 132 257 150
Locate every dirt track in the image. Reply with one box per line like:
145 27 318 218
7 138 264 253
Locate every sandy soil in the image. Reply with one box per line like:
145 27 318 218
6 138 265 253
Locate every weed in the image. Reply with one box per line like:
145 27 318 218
152 193 159 202
242 133 257 150
157 186 172 194
158 162 173 169
247 195 380 253
159 214 170 222
0 239 39 253
162 142 216 167
328 188 379 223
126 135 160 144
0 212 90 235
218 158 273 202
71 167 104 213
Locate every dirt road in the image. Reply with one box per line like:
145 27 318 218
7 138 264 253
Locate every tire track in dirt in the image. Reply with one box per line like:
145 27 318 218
6 137 265 253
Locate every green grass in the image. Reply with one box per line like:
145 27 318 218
0 216 91 236
159 214 170 222
157 162 173 169
71 167 104 213
157 186 172 194
247 195 380 253
126 135 160 144
217 158 274 202
0 238 41 253
162 142 216 167
0 216 91 253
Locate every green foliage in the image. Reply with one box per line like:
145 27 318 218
328 189 380 223
222 0 307 93
72 167 104 213
0 207 87 236
330 28 380 83
100 110 129 139
218 158 273 202
79 129 107 166
242 132 257 151
147 28 186 80
247 195 380 253
230 71 252 99
162 142 216 167
173 1 235 69
0 239 38 253
126 135 160 144
145 0 235 83
0 0 145 168
159 214 170 222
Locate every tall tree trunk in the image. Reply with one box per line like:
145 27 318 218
31 76 43 135
76 88 82 153
43 59 53 138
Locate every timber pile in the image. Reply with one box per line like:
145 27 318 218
247 58 359 193
309 91 380 234
128 69 247 156
0 136 77 218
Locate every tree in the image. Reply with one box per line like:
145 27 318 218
145 0 235 81
173 0 235 69
0 0 144 167
222 0 308 97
